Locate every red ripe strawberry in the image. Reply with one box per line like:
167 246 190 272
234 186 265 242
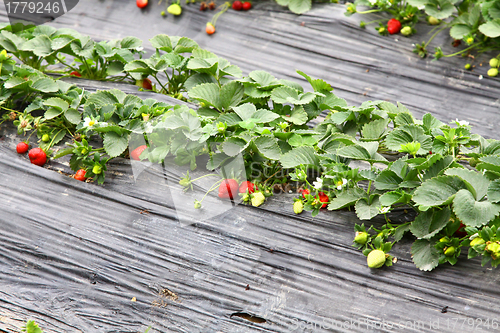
318 191 329 209
300 188 310 199
218 179 239 199
242 1 251 10
75 169 87 181
28 148 47 166
455 223 467 237
130 145 147 161
232 0 243 10
387 18 402 35
70 71 81 77
239 181 255 194
136 78 152 90
16 142 29 154
137 0 148 8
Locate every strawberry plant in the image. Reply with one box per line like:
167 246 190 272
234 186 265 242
344 0 500 64
2 26 500 272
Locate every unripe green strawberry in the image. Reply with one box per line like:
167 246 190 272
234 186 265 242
354 231 368 245
464 63 471 70
439 236 449 243
401 26 412 36
367 249 386 268
92 165 102 175
470 237 485 247
444 246 455 257
469 157 479 167
251 192 266 207
488 68 499 77
179 178 190 187
42 134 50 142
427 16 440 25
194 200 202 209
168 3 182 15
489 58 499 68
378 27 386 34
293 200 304 214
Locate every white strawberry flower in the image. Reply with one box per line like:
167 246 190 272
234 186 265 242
313 177 323 190
336 178 348 190
379 206 390 214
83 117 97 128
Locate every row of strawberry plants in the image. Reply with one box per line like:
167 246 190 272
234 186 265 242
1 24 500 271
345 0 500 70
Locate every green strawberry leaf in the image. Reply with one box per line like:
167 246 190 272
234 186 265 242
488 179 500 203
254 135 281 160
361 119 390 140
411 239 440 271
103 132 129 158
384 124 432 155
413 175 466 207
280 146 319 168
220 81 244 111
453 189 500 227
355 195 381 220
188 83 221 111
222 137 248 157
327 187 366 210
445 167 490 200
479 19 500 38
410 207 451 239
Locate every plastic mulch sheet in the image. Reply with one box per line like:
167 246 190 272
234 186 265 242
1 1 500 332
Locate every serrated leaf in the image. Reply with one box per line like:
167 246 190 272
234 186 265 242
20 35 53 56
453 189 500 227
394 112 414 126
384 124 432 155
188 83 221 110
413 175 466 207
30 78 59 93
185 73 217 91
103 132 129 158
361 119 389 140
411 239 440 271
249 70 277 87
44 97 69 112
355 196 381 220
327 187 366 210
288 0 312 14
445 168 490 200
222 137 248 156
86 90 120 109
450 24 472 39
254 135 281 160
64 109 81 125
220 81 244 111
379 190 411 206
424 0 455 19
284 105 308 125
280 146 319 168
410 207 451 239
422 113 444 133
120 36 142 50
479 19 500 38
271 86 299 104
488 179 500 203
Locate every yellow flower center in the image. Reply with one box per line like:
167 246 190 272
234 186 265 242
89 120 95 126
